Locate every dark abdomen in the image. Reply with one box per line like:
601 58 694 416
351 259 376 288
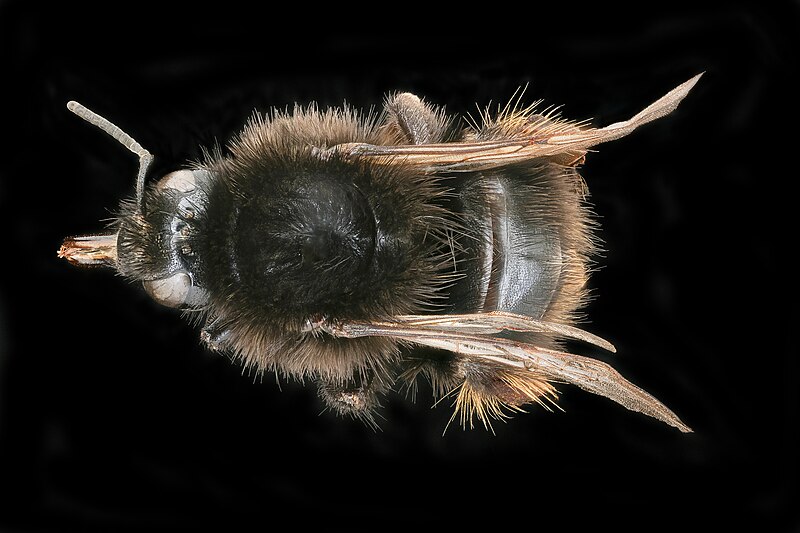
446 162 594 324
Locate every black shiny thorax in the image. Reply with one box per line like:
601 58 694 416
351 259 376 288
192 148 449 328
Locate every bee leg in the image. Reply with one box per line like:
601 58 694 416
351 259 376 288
398 349 463 401
400 352 558 431
200 315 232 352
453 361 560 431
382 92 450 145
315 371 390 429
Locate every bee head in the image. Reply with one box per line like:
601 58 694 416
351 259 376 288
59 169 212 309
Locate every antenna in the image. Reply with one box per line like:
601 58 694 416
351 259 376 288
67 101 153 212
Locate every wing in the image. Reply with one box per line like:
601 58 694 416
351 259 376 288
365 311 617 353
325 74 702 171
321 313 692 432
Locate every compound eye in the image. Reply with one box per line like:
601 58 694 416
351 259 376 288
142 272 192 308
156 169 196 193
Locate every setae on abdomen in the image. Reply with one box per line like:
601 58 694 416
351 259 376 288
59 77 702 432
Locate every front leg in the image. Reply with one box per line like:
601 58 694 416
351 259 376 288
200 315 233 352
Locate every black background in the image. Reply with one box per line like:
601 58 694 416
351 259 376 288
1 3 797 532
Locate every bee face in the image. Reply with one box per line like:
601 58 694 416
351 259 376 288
113 169 212 309
59 78 700 432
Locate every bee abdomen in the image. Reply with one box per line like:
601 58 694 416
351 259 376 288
447 162 593 325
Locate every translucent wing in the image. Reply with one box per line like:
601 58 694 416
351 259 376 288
321 315 692 432
327 74 702 171
371 311 616 353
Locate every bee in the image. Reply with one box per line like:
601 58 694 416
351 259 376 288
58 74 701 432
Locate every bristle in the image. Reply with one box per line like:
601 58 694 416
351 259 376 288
473 88 588 143
449 362 560 431
316 374 389 431
189 102 463 393
63 80 698 432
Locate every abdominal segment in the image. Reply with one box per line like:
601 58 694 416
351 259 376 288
446 161 596 327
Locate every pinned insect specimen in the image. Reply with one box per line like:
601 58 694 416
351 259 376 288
59 74 701 431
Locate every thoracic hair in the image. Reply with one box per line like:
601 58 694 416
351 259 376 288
187 104 456 385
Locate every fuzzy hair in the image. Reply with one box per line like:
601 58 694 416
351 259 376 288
195 95 599 426
395 96 600 429
190 104 455 385
73 79 694 432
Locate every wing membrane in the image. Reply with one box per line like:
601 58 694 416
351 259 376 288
389 311 616 353
328 74 702 171
322 317 691 432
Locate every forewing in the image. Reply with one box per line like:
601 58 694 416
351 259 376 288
327 74 702 171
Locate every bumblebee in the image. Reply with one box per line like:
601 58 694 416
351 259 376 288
59 75 701 432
